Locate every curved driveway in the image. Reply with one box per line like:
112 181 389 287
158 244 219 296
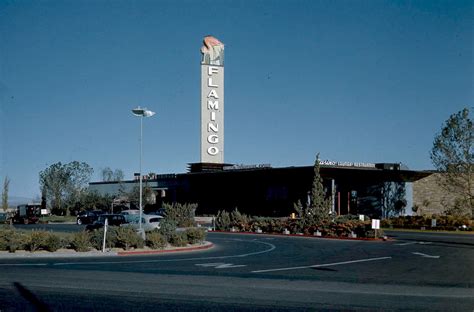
0 231 473 311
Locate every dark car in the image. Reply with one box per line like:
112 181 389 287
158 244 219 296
85 214 127 231
76 210 104 225
0 212 9 224
146 208 166 217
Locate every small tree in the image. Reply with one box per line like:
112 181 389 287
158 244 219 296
381 182 407 219
294 154 331 226
163 202 197 227
430 108 474 217
123 183 155 208
101 167 124 182
39 161 93 215
1 176 10 212
308 153 331 222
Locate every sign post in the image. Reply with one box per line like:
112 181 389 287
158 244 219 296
200 35 225 164
102 218 108 253
371 219 380 239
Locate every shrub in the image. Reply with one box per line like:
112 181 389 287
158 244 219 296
163 202 197 227
7 231 27 253
215 210 231 230
0 227 12 251
60 235 72 250
169 232 188 247
115 227 144 250
25 231 49 252
71 231 92 252
185 228 206 244
286 219 304 234
89 227 118 250
0 227 27 252
230 208 250 231
365 228 385 238
44 232 62 252
146 231 167 249
158 219 178 240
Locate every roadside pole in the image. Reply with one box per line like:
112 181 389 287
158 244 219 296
102 218 108 252
372 219 380 239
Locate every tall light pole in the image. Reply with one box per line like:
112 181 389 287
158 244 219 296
131 106 155 238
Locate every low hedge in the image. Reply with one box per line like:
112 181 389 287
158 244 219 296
215 210 384 238
0 225 207 253
382 216 472 230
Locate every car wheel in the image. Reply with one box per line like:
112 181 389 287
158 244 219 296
77 219 82 225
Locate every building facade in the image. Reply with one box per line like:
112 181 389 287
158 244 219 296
89 163 431 218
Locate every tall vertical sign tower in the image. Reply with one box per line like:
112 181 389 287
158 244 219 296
200 36 225 164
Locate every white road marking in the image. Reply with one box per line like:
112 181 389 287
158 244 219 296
412 252 440 259
252 257 392 273
0 263 48 266
195 262 247 269
395 241 432 246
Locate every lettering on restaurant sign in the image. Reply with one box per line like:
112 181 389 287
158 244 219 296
205 66 220 156
319 160 376 168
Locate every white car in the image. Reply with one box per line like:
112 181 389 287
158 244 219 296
120 210 140 222
121 214 163 231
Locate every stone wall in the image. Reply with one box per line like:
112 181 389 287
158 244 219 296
413 173 470 216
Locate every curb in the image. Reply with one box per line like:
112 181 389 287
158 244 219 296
0 242 214 259
117 242 214 256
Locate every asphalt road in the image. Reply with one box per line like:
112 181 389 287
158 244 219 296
0 229 473 311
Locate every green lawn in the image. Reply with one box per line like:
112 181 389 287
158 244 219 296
40 215 76 223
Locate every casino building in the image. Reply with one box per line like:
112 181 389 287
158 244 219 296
89 36 432 218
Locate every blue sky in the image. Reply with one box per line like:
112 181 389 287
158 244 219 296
0 0 472 199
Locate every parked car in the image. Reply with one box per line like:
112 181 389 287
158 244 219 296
85 214 127 231
0 212 9 224
146 208 166 217
76 210 104 225
120 209 140 223
121 214 163 231
13 204 41 224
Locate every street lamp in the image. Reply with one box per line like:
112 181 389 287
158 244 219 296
131 106 156 238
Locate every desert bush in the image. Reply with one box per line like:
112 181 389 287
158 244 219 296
163 202 197 227
71 231 92 252
7 231 27 252
230 208 250 231
89 227 118 250
43 232 62 252
115 227 144 250
216 210 231 231
185 228 206 244
0 227 27 252
169 232 188 247
334 215 361 223
364 228 385 238
286 219 304 234
0 227 13 251
25 231 49 252
146 231 167 249
158 219 177 240
383 215 472 230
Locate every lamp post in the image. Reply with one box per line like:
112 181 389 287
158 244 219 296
131 106 155 239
